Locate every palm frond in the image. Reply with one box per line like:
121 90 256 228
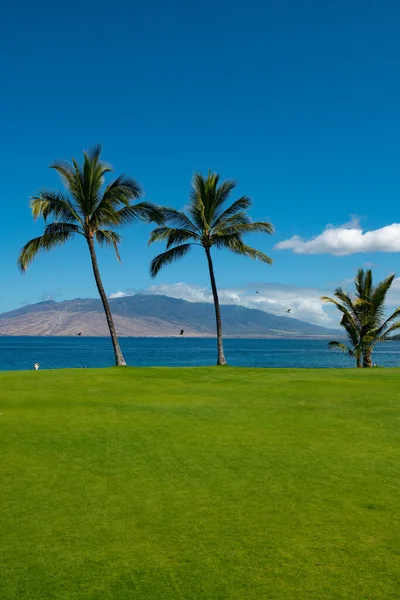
50 160 84 205
189 173 237 227
212 196 252 228
148 227 198 248
84 144 105 166
320 295 356 322
360 273 394 332
30 192 81 224
18 231 75 272
380 321 400 341
114 202 164 227
82 146 112 214
188 200 207 231
212 211 252 232
321 295 341 306
354 268 366 298
101 176 142 208
328 341 354 356
160 207 198 232
385 305 400 323
374 307 400 338
216 221 274 236
95 229 122 262
210 179 237 221
89 207 121 229
364 269 373 298
44 222 81 236
371 274 395 311
353 298 372 307
150 244 192 277
215 235 273 264
333 288 357 315
90 177 144 228
340 314 360 349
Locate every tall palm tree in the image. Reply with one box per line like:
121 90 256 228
18 145 161 367
321 268 400 367
148 172 274 365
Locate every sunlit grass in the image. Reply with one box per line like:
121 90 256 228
1 367 399 599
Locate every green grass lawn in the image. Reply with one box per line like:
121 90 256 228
1 367 400 599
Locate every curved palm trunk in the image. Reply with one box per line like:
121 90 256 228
205 247 227 366
87 235 126 366
363 347 373 368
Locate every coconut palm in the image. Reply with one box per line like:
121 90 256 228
148 172 274 365
18 145 161 367
326 313 363 368
321 269 400 367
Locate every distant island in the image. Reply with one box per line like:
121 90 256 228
0 294 341 339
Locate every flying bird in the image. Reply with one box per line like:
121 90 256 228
77 332 82 336
180 329 185 335
256 291 259 294
286 309 291 313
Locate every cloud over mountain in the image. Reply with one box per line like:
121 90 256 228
145 282 335 326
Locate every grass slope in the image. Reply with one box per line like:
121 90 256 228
1 367 400 599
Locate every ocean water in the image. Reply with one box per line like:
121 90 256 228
1 337 400 371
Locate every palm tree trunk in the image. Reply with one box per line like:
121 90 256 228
205 247 227 366
363 347 373 368
86 235 126 366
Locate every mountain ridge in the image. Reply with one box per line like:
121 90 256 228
0 294 341 338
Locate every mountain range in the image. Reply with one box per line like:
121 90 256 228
0 294 340 338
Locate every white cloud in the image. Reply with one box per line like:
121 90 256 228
147 282 241 305
340 215 361 229
275 222 400 256
108 291 132 299
104 274 400 328
148 282 211 303
147 282 336 327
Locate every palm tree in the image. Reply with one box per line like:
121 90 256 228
148 172 274 365
321 268 400 367
18 145 161 367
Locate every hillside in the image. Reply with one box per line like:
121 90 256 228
0 294 339 338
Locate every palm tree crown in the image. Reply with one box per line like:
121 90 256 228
149 172 274 276
321 268 400 367
18 145 160 271
18 145 162 366
149 172 274 365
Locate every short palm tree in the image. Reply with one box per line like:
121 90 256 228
149 172 274 365
18 145 161 367
321 268 400 367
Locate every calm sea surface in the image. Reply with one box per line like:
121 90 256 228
1 337 400 371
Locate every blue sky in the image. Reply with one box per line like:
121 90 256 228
2 0 400 325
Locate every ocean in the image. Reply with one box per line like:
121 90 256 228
1 337 400 371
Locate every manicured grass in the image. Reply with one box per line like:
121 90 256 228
1 367 400 599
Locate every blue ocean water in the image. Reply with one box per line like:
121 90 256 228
1 337 400 371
